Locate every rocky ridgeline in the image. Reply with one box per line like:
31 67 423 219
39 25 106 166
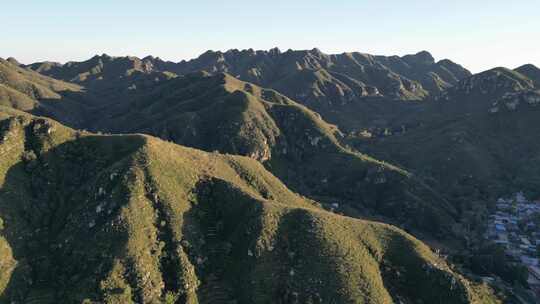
174 48 470 103
24 49 471 106
437 67 534 102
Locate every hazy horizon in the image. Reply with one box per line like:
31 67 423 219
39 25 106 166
3 0 539 73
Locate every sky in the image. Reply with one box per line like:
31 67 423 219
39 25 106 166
1 0 539 73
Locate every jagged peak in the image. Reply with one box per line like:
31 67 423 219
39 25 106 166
125 55 141 61
268 47 281 55
466 67 530 84
402 50 435 65
310 47 323 55
90 53 113 60
28 60 62 66
198 49 223 58
515 63 540 87
477 67 532 81
440 66 535 101
6 57 20 66
416 50 434 59
437 58 458 66
515 63 540 71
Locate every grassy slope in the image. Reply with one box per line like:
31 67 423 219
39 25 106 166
0 58 93 128
0 107 499 303
0 59 82 110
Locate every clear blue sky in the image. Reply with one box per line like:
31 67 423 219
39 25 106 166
2 0 539 72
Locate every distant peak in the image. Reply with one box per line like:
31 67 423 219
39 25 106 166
515 63 540 86
311 47 323 54
6 57 20 66
403 51 435 65
515 63 540 72
485 67 513 74
415 51 435 63
198 50 223 61
437 58 454 65
91 53 113 61
269 47 281 55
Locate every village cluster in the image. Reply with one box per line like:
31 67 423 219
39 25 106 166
485 192 540 291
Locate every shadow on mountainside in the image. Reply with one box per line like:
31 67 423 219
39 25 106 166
0 130 147 302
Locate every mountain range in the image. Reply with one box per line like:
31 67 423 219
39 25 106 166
2 48 540 303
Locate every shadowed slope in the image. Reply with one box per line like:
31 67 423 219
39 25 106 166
351 67 540 220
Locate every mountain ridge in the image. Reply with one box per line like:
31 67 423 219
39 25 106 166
24 48 471 103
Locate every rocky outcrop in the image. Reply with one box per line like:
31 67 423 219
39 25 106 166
438 67 534 101
489 90 540 113
515 64 540 88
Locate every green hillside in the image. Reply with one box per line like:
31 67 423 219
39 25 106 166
0 58 82 111
0 107 499 303
0 58 94 128
79 72 460 235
